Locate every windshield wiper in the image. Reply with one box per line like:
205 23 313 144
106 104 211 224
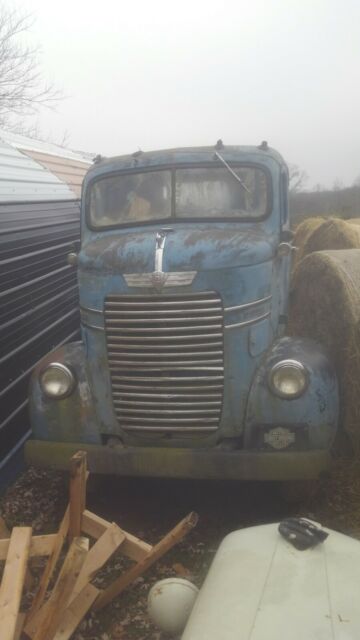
214 151 251 194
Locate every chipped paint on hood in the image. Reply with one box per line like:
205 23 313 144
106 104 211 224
79 224 276 273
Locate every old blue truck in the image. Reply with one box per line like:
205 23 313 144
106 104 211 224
25 143 339 480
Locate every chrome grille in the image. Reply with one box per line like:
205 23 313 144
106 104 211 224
104 292 224 432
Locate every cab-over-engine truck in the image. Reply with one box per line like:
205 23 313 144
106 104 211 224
26 142 339 482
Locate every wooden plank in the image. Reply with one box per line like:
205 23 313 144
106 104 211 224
95 512 198 610
0 533 58 561
29 534 58 557
82 509 152 562
24 568 35 592
69 451 87 540
52 584 99 640
14 613 26 640
0 527 32 640
70 523 125 601
29 536 89 640
26 507 70 625
0 516 10 538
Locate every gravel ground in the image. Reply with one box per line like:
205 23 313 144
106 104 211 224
1 459 360 639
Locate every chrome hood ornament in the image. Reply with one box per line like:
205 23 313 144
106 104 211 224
124 228 196 290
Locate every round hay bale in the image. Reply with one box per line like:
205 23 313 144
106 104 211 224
302 218 360 259
293 217 325 267
288 249 360 452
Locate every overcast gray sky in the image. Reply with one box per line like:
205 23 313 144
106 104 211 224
21 0 360 188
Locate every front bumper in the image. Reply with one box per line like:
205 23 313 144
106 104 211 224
25 440 331 481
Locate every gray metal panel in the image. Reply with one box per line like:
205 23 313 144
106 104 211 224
0 138 77 201
0 200 81 468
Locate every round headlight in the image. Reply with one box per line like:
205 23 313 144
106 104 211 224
268 359 308 399
40 363 75 399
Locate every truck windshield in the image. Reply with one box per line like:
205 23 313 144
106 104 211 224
89 166 268 228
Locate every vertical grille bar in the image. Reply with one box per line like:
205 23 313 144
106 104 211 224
104 292 224 432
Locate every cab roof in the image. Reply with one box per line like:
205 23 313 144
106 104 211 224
85 144 288 182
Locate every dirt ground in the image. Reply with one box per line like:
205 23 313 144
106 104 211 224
1 459 360 639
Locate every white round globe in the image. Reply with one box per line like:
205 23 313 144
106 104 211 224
148 578 199 635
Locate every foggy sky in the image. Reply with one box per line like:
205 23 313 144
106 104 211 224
21 0 360 189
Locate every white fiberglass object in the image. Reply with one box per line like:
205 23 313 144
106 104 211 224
178 522 360 639
148 578 199 635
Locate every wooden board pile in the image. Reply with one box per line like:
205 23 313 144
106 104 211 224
0 451 198 640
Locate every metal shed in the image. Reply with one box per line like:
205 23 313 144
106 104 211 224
0 131 92 482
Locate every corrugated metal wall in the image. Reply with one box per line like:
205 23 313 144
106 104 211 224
0 138 77 201
0 200 81 471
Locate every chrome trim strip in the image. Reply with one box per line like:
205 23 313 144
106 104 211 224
116 399 222 407
107 341 224 349
119 416 218 423
108 360 223 367
107 350 223 357
106 297 219 306
105 307 220 316
107 324 222 334
224 295 272 313
225 311 271 330
121 425 218 433
80 305 103 315
106 315 222 325
111 375 223 382
81 321 104 332
112 391 222 398
106 334 222 342
155 229 168 271
112 388 222 394
123 271 197 288
116 407 220 415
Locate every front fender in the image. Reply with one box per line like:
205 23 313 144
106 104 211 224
244 337 339 450
29 341 101 444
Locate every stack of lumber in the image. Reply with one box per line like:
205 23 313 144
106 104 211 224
0 451 198 640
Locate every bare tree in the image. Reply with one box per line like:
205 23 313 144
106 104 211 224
288 163 308 193
0 5 60 128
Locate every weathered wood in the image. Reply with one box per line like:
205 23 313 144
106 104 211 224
24 567 35 592
69 451 87 540
82 509 152 561
14 612 26 640
52 584 99 640
0 533 58 560
29 536 89 640
0 527 32 640
0 516 10 538
26 506 70 625
70 523 125 602
95 512 199 610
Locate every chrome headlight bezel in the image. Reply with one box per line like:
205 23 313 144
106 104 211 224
39 363 76 399
268 359 309 399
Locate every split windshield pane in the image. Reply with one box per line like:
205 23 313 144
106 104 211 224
89 171 172 227
175 167 268 218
